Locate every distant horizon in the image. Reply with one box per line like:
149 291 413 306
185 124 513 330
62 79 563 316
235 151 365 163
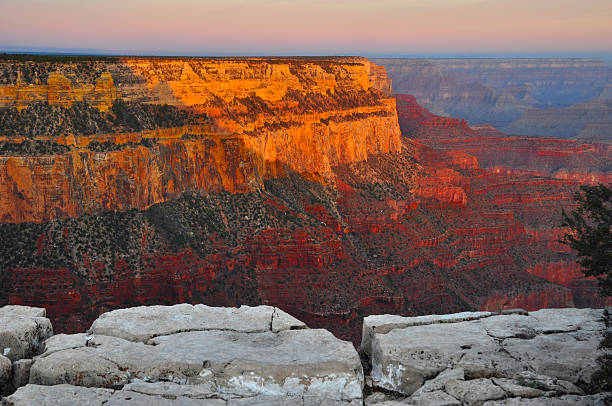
2 46 612 62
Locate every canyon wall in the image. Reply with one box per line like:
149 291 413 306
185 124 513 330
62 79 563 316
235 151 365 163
396 94 612 185
396 93 611 312
0 57 401 223
0 56 607 346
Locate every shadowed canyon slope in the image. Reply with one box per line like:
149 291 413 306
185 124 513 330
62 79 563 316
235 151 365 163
0 56 609 345
375 58 612 141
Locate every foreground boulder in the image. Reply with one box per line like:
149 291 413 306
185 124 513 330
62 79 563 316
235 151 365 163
20 304 363 404
363 308 609 405
0 306 52 395
0 306 52 362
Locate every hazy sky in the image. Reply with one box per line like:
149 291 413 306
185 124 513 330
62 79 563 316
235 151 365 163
1 0 611 56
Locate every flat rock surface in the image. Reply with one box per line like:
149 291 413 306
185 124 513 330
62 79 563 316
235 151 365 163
0 305 53 362
482 394 610 405
3 383 363 405
362 312 493 356
89 304 306 343
27 305 362 403
368 308 606 405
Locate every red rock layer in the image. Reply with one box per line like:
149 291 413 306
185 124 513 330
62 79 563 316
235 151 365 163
1 61 609 347
396 94 612 185
396 94 611 310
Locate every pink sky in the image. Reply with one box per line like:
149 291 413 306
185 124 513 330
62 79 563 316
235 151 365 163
1 0 611 55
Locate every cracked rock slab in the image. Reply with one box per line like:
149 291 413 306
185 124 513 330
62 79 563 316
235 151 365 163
0 306 53 362
88 304 305 343
3 383 362 405
29 327 363 402
368 309 605 396
503 331 601 385
482 393 610 405
362 312 492 356
370 320 500 394
2 384 114 406
413 368 464 395
408 390 461 405
444 378 506 405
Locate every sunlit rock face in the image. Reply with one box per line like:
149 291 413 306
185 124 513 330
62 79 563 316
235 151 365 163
0 57 608 347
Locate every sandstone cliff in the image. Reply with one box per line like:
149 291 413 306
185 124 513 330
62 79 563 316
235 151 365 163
0 57 401 223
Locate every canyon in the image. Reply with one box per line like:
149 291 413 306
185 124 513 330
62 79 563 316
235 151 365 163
375 58 612 141
0 56 609 347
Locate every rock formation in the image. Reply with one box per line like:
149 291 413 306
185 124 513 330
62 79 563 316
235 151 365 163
396 94 612 185
362 308 610 405
0 56 609 348
0 304 609 405
375 58 612 139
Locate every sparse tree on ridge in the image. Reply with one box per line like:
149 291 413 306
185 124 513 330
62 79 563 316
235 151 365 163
561 183 612 297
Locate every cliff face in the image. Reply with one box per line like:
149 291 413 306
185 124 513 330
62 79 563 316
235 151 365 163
0 71 118 111
0 57 607 347
397 94 612 185
396 93 611 311
0 57 401 223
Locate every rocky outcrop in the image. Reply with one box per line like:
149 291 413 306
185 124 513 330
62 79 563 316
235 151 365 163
0 306 52 395
362 308 610 405
1 304 363 405
1 305 608 405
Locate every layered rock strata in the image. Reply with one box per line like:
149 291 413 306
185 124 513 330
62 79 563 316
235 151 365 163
0 57 401 223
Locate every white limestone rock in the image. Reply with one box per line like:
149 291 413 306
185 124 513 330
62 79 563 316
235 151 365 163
370 320 500 394
528 308 604 333
29 322 363 402
10 359 33 392
367 309 606 396
482 393 610 405
413 368 464 395
362 312 492 356
444 378 506 405
0 306 46 319
408 390 461 406
2 384 113 406
491 377 543 398
0 305 53 362
503 331 601 385
0 354 11 393
88 304 305 342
